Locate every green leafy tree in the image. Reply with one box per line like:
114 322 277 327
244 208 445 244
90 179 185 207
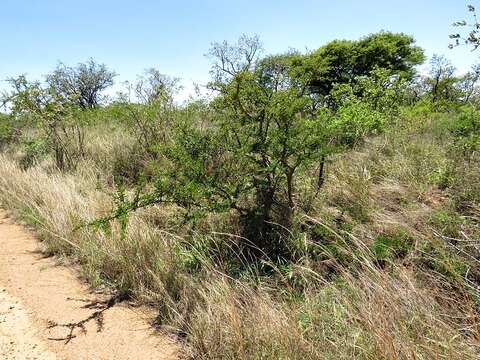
98 35 381 260
331 68 410 113
290 32 425 104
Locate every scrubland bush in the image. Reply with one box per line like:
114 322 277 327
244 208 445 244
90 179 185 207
0 113 15 148
4 76 87 170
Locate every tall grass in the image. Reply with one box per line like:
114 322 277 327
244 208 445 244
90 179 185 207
0 112 479 359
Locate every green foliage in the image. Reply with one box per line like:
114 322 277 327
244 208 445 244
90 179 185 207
292 31 425 99
457 63 480 103
5 76 86 170
429 210 463 239
399 100 437 120
450 107 480 156
371 231 413 262
19 138 49 169
0 113 16 148
121 100 177 157
425 55 463 106
334 68 411 113
332 102 386 146
87 32 428 261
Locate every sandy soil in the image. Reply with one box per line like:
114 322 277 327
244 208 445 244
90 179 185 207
0 210 181 360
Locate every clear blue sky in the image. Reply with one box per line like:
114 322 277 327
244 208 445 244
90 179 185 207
1 0 478 100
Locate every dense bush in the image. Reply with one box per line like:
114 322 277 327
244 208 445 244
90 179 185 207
451 106 480 155
0 113 16 149
19 137 49 169
5 76 87 170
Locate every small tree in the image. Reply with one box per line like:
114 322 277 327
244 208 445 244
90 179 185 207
98 35 378 260
5 76 85 170
426 55 459 104
135 68 181 105
117 70 181 158
46 59 116 109
457 63 480 103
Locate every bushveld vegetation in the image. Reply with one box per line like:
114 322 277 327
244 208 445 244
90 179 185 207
1 12 480 359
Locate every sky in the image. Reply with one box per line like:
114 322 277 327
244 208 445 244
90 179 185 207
1 0 479 100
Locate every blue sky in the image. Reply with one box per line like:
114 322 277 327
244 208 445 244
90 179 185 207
1 0 479 100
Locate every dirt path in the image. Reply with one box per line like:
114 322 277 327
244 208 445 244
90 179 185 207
0 210 181 360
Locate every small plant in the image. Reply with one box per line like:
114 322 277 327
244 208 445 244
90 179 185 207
429 210 463 239
371 231 414 262
420 242 468 283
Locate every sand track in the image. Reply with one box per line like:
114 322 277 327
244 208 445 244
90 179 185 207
0 210 180 360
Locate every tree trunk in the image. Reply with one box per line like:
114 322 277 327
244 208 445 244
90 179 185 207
317 156 326 189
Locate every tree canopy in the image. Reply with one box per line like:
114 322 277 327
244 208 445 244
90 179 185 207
290 32 425 98
46 59 116 109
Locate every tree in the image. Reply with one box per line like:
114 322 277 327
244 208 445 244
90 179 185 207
46 59 116 109
207 34 263 88
98 35 379 260
290 32 425 103
457 63 480 103
426 55 459 103
134 68 181 104
330 67 410 115
5 76 85 170
124 35 327 257
115 70 182 159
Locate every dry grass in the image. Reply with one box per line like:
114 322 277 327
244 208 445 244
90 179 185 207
0 113 479 359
